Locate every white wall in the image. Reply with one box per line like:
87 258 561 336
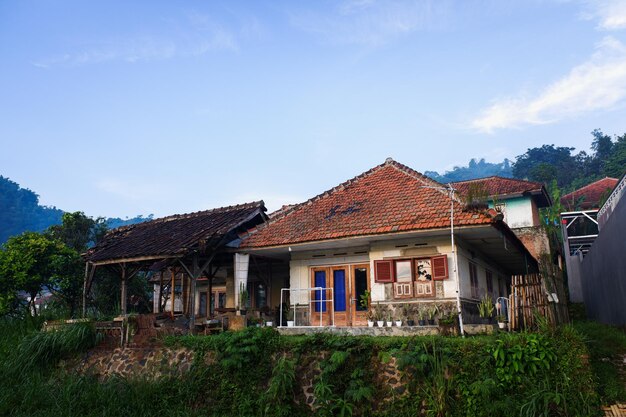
491 197 535 228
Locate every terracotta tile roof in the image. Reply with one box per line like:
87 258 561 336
452 176 551 208
452 176 543 198
561 177 619 210
87 201 266 263
241 159 496 249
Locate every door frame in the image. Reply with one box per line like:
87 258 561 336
309 263 370 327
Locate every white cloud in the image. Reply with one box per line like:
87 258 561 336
582 0 626 30
289 0 450 46
33 14 237 68
471 36 626 133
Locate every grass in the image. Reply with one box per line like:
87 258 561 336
573 320 626 405
0 318 609 416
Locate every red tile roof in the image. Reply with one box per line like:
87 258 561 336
241 159 497 249
452 176 550 207
561 177 619 210
452 176 543 198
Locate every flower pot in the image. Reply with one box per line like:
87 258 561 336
287 320 294 327
395 320 402 327
265 321 273 327
418 319 427 326
386 321 392 327
498 321 507 330
367 321 374 327
377 320 384 327
406 319 415 326
428 319 435 325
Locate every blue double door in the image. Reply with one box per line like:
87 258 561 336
311 264 370 326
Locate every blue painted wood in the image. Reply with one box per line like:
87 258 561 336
334 269 346 312
314 270 327 312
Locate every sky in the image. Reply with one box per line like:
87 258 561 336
1 0 626 219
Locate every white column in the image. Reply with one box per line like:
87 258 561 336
234 253 250 308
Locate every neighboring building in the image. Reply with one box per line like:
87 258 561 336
239 159 537 327
559 177 619 303
84 202 288 328
561 177 619 211
451 176 552 260
579 174 626 325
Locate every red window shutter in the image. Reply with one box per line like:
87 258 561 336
431 255 448 280
374 260 394 283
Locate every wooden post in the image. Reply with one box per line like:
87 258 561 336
170 269 175 319
189 255 199 330
82 263 90 318
120 263 127 315
158 272 163 313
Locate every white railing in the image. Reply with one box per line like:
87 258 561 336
279 287 335 327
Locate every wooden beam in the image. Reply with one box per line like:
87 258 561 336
91 255 181 267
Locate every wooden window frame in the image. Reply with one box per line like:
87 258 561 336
486 270 493 297
469 262 479 299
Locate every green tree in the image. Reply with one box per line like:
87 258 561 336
47 212 107 252
0 232 77 316
604 133 626 178
512 145 580 188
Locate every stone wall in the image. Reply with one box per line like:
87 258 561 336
71 347 195 380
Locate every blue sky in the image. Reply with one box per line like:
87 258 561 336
1 0 626 218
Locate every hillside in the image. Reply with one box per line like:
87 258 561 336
0 176 150 245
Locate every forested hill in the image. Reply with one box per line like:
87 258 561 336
0 176 151 245
425 158 513 183
0 176 64 244
426 129 626 191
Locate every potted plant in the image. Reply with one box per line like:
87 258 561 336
394 310 402 327
496 314 508 330
286 306 294 327
403 304 415 326
438 310 459 336
366 310 375 327
478 294 495 324
426 304 438 325
417 305 427 326
374 303 384 327
239 283 249 316
385 312 393 328
360 290 374 327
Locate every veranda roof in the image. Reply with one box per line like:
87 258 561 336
86 201 266 265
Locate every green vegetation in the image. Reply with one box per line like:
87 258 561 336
0 319 608 417
574 320 626 406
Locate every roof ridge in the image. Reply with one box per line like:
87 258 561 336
107 201 264 234
244 158 458 237
562 177 619 197
451 175 541 186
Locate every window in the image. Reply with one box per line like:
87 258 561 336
469 262 479 299
394 259 413 298
486 270 493 296
414 258 434 297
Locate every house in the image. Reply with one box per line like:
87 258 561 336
84 202 289 329
451 176 552 260
579 174 626 325
560 177 620 303
561 177 619 211
238 159 537 327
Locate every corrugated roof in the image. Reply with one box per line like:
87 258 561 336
86 201 266 263
241 159 498 249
